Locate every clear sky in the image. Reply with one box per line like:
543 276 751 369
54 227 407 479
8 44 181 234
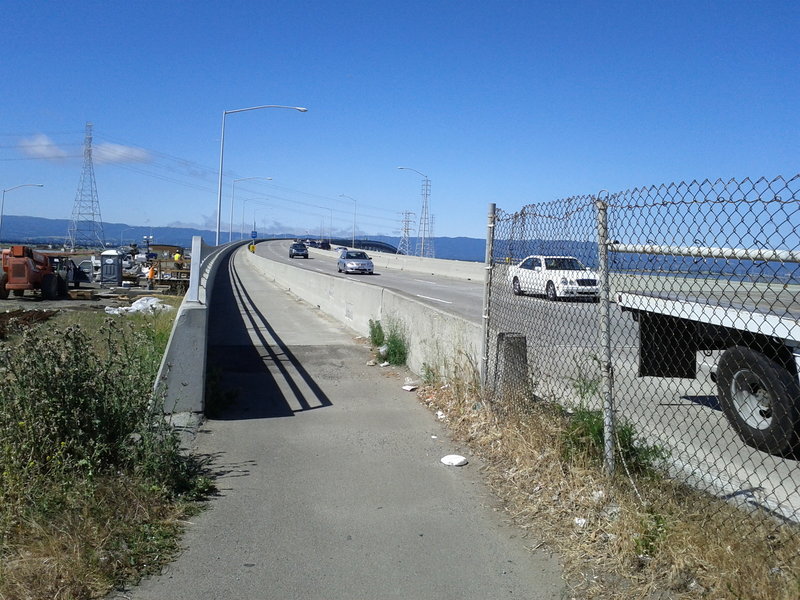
2 0 798 241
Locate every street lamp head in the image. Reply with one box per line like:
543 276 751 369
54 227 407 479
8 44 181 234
295 107 309 112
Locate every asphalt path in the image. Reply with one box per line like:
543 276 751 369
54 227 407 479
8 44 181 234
259 241 800 522
114 249 564 599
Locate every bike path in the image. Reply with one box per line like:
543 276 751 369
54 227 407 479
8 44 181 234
113 249 564 599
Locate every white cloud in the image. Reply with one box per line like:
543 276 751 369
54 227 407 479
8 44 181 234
94 143 151 164
18 133 69 161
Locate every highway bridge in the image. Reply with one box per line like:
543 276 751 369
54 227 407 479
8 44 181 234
158 237 800 526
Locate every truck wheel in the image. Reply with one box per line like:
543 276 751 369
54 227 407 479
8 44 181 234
12 289 24 298
512 277 522 296
0 273 7 299
57 274 68 297
42 274 59 300
716 346 800 455
546 281 558 301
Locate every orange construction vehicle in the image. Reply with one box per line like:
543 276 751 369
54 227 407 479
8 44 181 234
0 245 87 300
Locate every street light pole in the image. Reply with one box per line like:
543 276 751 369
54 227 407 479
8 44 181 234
215 104 307 245
339 194 356 247
0 184 44 241
120 227 134 246
241 197 269 240
231 177 272 242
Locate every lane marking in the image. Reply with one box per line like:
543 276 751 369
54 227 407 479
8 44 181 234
416 294 453 304
413 278 439 285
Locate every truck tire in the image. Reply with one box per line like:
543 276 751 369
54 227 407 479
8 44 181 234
546 281 558 301
512 277 522 295
12 289 24 298
42 274 59 300
0 273 8 299
716 346 800 455
57 274 68 297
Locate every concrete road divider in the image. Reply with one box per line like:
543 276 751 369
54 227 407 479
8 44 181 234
244 248 482 379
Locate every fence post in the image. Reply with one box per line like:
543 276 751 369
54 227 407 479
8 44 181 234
595 194 616 475
480 203 497 388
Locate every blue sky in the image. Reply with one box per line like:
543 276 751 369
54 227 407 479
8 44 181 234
2 0 798 241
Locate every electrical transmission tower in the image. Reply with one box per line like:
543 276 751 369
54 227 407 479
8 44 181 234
427 214 436 258
397 210 415 255
66 122 106 250
415 176 434 258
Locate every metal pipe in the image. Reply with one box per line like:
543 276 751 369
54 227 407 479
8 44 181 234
480 202 496 388
595 192 616 475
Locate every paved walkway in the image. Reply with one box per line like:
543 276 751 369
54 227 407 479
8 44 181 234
114 249 564 599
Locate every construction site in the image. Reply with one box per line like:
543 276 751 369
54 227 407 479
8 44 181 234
0 122 190 309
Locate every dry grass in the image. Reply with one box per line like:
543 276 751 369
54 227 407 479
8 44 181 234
1 476 188 600
419 377 800 599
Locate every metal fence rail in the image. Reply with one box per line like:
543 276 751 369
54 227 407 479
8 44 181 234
484 174 800 525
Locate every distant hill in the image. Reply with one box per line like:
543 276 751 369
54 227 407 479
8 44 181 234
0 215 488 261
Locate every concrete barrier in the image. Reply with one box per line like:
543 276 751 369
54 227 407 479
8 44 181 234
308 246 484 282
244 249 482 379
155 236 250 414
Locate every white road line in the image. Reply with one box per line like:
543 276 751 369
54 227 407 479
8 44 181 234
413 278 438 285
416 294 452 304
314 268 327 273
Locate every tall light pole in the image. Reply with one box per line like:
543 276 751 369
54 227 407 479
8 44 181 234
241 197 269 240
397 167 431 258
1 184 44 241
120 227 135 246
215 104 307 245
339 194 356 247
231 177 272 242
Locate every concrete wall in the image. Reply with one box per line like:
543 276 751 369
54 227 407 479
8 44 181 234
244 249 482 379
308 246 485 282
155 237 250 413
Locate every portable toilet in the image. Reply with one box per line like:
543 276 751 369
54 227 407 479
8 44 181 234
100 249 123 286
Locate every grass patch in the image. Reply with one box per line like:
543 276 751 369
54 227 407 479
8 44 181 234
368 318 408 366
418 376 800 599
368 318 385 347
0 306 211 599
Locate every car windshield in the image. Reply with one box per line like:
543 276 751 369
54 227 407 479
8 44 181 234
292 244 306 249
544 257 585 270
346 251 368 260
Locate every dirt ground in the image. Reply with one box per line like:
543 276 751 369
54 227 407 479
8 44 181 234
0 283 181 338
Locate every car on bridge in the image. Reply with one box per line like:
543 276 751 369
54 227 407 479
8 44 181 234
337 250 374 274
289 243 309 259
507 255 598 300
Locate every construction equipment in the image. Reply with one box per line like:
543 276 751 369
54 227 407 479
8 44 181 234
0 245 88 300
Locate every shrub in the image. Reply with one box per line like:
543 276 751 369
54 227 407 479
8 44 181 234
368 319 385 347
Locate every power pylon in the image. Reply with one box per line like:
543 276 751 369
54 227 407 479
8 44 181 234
427 214 436 258
397 210 415 255
415 177 433 257
66 122 106 250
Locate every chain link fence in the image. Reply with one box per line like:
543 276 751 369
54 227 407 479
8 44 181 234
484 174 800 525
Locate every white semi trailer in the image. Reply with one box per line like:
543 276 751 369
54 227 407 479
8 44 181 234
613 244 800 456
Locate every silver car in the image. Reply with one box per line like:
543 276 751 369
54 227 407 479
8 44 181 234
337 250 374 274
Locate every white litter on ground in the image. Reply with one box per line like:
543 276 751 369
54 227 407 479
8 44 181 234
402 385 418 391
379 361 390 367
435 410 446 420
574 517 587 528
105 296 175 315
440 454 468 467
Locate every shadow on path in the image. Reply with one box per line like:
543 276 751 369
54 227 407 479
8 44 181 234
205 252 332 420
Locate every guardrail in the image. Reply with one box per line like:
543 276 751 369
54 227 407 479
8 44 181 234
244 249 482 380
154 236 250 413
